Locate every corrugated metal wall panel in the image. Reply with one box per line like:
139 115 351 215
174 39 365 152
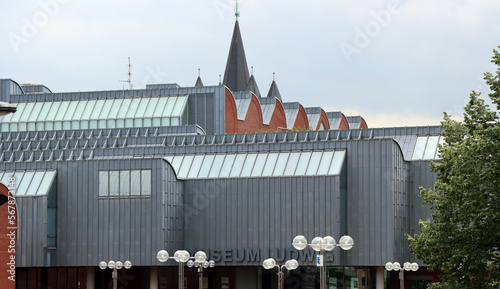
183 176 341 266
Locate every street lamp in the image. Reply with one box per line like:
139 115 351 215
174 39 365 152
262 258 299 289
187 252 215 289
99 260 132 289
385 261 419 289
0 101 16 116
292 235 354 289
157 249 210 289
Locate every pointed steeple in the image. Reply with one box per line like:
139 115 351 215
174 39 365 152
222 19 250 92
267 72 282 102
246 67 261 98
195 68 204 87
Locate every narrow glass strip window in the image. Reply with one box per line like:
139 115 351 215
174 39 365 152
295 152 312 176
172 96 186 117
36 102 54 122
17 171 35 196
316 151 334 175
153 97 169 117
170 155 184 176
272 152 290 177
72 100 88 121
130 170 141 195
329 150 346 175
178 155 194 178
120 171 130 196
10 103 27 122
423 136 440 160
38 171 56 196
208 155 225 178
162 97 177 116
27 171 45 196
80 100 97 120
219 154 236 178
187 155 205 178
412 136 428 160
107 99 123 119
109 171 120 196
123 98 139 119
230 154 247 177
99 171 109 196
251 153 268 177
240 154 257 177
261 152 279 177
19 103 35 122
89 99 106 120
306 152 323 176
27 103 44 122
283 152 301 176
198 155 215 178
141 170 151 196
54 101 70 121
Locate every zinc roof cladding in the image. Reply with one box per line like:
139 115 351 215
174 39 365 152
259 97 276 125
346 116 362 129
305 107 321 130
283 102 300 130
0 170 56 197
233 92 252 120
327 112 343 129
0 95 188 132
164 149 346 179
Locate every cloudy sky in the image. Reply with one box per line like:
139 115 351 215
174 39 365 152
1 0 500 127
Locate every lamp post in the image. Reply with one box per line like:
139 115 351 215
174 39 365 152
0 101 16 116
385 261 419 289
292 235 354 289
99 260 132 289
262 258 299 289
187 256 215 289
157 249 211 289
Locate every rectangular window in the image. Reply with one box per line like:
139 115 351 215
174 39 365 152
130 170 141 196
120 171 130 196
98 169 151 197
98 171 108 196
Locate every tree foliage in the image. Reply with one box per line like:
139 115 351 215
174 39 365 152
407 47 500 289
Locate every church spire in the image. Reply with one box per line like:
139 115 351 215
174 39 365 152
222 10 250 92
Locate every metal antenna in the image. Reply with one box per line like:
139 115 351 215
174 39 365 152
120 57 133 90
235 0 240 19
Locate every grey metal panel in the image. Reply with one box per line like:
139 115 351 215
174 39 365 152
183 175 341 266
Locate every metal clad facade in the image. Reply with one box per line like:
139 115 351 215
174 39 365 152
183 176 341 266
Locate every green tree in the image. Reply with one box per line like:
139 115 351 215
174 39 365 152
407 47 500 289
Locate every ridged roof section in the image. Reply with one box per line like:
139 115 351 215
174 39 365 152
346 116 362 129
283 102 300 130
305 107 322 130
259 97 277 125
266 80 282 102
223 20 250 92
327 112 343 129
233 92 252 121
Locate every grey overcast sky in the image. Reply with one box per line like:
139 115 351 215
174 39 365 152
1 0 500 127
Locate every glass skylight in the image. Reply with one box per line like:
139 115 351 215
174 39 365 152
0 170 56 197
411 136 444 160
0 95 188 132
164 150 346 179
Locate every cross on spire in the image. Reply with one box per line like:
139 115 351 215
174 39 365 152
235 0 240 20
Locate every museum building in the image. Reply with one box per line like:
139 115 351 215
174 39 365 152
0 16 441 289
